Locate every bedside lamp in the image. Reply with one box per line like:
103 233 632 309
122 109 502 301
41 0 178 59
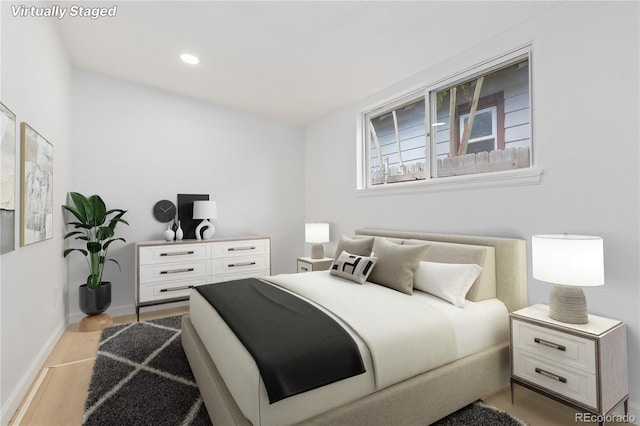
532 234 604 324
305 223 329 259
193 200 218 240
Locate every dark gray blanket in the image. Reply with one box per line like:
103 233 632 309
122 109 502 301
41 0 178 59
196 278 365 403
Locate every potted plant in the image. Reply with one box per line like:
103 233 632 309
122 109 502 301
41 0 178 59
63 192 129 315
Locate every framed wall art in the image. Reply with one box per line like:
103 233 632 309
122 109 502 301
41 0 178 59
1 103 16 254
21 122 53 246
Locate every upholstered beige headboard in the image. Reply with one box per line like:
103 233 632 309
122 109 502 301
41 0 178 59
354 228 528 312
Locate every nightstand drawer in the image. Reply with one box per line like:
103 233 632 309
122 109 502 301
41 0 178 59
513 348 597 408
139 243 210 265
512 320 596 373
297 257 333 272
297 260 311 273
140 260 211 284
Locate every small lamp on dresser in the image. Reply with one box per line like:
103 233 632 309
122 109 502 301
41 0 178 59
305 223 330 259
532 234 604 324
193 200 218 240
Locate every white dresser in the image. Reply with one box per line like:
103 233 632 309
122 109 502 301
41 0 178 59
510 304 628 423
136 236 270 320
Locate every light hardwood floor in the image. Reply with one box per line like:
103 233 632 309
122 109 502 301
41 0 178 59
9 307 635 426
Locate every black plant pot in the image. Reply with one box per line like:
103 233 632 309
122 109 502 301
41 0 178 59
79 282 112 316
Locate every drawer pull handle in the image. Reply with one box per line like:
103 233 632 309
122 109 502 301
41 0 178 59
228 262 256 268
160 268 195 275
160 285 194 293
534 337 566 351
300 267 309 272
228 246 256 252
160 251 195 257
535 367 567 383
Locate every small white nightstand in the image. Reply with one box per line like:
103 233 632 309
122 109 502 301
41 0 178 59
510 304 628 424
297 257 333 273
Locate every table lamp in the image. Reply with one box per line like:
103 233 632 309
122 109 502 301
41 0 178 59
532 234 604 324
305 223 330 259
193 200 218 240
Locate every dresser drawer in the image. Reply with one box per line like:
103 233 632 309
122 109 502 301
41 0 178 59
139 243 210 265
512 319 596 374
513 348 597 408
139 277 211 303
212 254 270 275
211 239 269 258
139 260 211 284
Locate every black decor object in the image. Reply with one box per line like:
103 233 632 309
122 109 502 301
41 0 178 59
79 282 112 316
153 200 177 223
177 194 209 239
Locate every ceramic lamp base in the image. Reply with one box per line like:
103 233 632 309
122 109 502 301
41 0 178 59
195 219 216 240
311 244 325 259
549 284 589 324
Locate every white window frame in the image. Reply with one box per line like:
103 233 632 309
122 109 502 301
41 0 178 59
356 44 542 195
458 106 498 151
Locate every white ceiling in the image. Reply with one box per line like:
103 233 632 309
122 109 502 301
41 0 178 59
56 1 559 125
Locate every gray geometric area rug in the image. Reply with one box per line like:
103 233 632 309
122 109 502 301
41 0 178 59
83 315 211 426
433 400 529 425
84 315 527 426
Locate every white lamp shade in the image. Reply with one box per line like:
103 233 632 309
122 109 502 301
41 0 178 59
305 223 329 243
193 200 218 220
532 234 604 287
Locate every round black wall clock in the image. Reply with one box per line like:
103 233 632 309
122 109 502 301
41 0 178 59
153 200 176 223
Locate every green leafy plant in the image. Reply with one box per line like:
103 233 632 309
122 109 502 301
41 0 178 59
63 192 129 291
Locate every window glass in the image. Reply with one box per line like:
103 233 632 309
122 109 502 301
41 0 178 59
434 58 530 178
368 97 426 185
360 48 531 190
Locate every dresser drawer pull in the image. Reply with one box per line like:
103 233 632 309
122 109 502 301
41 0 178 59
534 337 566 351
535 367 567 383
160 268 195 275
160 251 195 257
228 262 256 268
160 285 194 293
227 246 256 251
228 246 256 252
300 266 310 272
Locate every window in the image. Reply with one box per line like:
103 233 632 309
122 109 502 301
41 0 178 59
360 47 533 190
368 96 426 185
459 106 498 154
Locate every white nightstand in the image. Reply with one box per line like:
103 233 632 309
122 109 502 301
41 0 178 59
510 304 628 424
297 257 333 273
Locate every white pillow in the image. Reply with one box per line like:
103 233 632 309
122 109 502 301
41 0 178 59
330 251 377 284
413 261 482 307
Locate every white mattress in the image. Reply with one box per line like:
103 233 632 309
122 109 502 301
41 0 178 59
189 272 509 426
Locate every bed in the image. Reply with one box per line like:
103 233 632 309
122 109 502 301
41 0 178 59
181 228 528 425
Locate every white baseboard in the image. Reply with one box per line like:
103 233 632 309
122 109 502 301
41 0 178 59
0 321 65 426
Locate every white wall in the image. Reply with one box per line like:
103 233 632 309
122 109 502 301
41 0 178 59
69 70 305 322
305 1 640 415
0 6 73 423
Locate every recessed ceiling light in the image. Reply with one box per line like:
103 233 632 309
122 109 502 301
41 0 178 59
180 53 200 65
